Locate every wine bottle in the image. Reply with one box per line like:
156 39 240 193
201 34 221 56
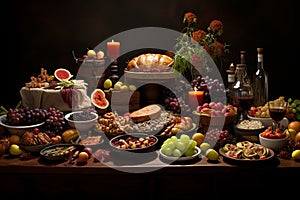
225 63 235 104
252 48 268 107
240 50 251 86
230 64 253 121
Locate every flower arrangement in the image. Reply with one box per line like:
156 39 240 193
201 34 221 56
171 12 230 79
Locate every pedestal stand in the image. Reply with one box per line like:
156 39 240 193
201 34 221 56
109 59 119 85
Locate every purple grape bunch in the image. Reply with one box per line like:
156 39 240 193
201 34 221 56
191 75 226 103
44 107 67 136
162 86 192 115
6 107 46 126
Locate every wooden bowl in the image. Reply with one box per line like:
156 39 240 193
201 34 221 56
193 113 237 132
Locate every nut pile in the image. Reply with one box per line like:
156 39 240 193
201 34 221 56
236 120 264 130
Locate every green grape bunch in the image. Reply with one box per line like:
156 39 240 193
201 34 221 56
286 98 300 121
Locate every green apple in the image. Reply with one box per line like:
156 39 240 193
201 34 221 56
103 79 113 89
206 148 219 161
200 142 211 153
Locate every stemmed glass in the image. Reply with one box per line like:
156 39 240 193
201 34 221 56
268 101 288 132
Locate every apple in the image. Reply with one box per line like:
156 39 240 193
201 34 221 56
77 151 89 163
83 147 93 158
87 49 96 58
96 50 104 59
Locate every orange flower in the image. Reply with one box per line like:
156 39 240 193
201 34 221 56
203 45 213 56
211 41 224 57
192 29 207 43
184 12 197 24
209 20 223 34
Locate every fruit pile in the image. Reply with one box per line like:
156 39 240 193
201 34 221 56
279 121 300 159
194 101 237 117
286 98 300 121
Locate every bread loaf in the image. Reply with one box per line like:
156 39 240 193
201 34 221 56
130 104 162 123
126 53 174 71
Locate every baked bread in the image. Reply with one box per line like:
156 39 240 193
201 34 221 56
126 53 174 71
130 104 162 123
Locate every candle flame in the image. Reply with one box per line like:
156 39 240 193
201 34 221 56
194 87 197 91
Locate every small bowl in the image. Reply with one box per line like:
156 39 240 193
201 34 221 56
109 133 158 153
259 132 288 152
0 115 45 136
65 110 98 131
247 115 273 127
234 121 266 143
247 115 289 128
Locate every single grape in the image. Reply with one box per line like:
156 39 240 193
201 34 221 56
172 149 183 157
180 134 190 145
176 141 186 152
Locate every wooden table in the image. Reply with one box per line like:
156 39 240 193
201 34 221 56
0 143 299 199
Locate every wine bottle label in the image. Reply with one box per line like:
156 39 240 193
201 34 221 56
228 74 235 83
258 54 263 62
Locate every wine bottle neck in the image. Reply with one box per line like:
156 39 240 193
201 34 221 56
257 53 263 68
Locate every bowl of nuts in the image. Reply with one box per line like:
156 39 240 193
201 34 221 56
109 133 158 153
233 119 266 143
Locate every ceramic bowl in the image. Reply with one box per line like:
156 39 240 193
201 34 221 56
259 132 288 152
65 110 98 131
233 120 266 143
247 115 289 129
0 114 45 136
109 133 158 153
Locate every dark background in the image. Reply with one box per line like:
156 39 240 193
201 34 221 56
2 0 298 108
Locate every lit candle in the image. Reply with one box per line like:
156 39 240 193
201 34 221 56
107 40 120 59
188 90 204 109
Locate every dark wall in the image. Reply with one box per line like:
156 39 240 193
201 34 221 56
2 0 298 108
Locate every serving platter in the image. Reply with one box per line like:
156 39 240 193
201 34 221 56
40 143 83 161
219 143 275 162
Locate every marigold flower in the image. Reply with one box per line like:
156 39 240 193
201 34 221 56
192 29 207 43
211 41 224 57
184 12 197 24
209 20 223 34
203 45 213 56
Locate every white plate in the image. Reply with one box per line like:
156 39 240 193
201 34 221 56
159 146 201 161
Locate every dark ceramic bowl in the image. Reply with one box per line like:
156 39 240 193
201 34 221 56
109 133 158 153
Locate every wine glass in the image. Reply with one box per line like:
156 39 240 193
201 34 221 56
268 101 288 132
